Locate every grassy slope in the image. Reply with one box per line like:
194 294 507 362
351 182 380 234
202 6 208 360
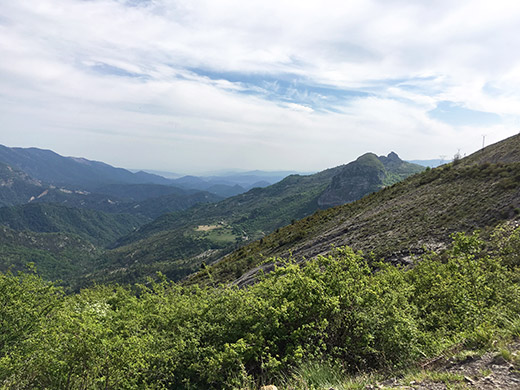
191 134 520 285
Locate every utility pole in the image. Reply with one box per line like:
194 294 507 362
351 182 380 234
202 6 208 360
482 134 486 150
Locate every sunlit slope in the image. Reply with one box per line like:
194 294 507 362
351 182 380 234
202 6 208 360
192 134 520 285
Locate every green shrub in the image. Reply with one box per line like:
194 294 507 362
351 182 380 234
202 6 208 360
1 227 519 389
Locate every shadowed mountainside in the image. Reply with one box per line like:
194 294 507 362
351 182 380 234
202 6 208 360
0 145 170 189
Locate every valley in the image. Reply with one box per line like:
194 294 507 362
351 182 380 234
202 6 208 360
0 144 424 285
1 137 520 389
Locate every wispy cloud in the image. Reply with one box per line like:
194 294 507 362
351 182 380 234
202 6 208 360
1 0 519 172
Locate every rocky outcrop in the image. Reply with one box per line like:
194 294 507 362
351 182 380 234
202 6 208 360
317 152 423 209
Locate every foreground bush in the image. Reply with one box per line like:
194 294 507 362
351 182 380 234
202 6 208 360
1 229 519 389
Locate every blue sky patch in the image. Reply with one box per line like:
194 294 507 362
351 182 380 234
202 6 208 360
428 101 501 126
188 68 371 111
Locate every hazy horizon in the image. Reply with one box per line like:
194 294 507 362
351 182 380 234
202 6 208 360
0 142 447 176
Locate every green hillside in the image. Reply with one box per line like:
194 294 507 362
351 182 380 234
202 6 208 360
0 203 147 247
190 134 520 286
1 223 519 389
0 226 97 282
85 166 342 284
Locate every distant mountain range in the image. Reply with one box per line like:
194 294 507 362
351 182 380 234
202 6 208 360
0 161 222 220
0 145 296 199
0 145 171 189
408 159 447 168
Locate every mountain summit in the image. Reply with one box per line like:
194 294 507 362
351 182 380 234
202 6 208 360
318 152 424 208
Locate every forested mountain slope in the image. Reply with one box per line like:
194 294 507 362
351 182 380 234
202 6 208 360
191 134 520 286
0 225 97 282
0 163 222 219
0 203 146 246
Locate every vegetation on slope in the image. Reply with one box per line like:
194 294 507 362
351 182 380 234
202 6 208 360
318 152 424 208
92 154 422 285
1 225 519 389
0 203 149 283
86 167 342 284
0 203 146 247
194 136 520 286
117 190 223 219
0 226 97 282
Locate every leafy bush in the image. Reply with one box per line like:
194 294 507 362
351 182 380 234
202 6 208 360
1 228 519 389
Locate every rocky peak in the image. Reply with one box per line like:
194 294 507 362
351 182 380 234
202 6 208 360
317 151 424 209
386 151 400 161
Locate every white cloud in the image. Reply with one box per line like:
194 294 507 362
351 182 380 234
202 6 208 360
1 0 520 172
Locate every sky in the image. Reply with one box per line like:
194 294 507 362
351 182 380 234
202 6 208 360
1 0 520 174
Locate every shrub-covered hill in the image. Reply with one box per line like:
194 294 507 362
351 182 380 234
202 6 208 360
86 153 422 285
190 134 520 286
1 225 519 389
